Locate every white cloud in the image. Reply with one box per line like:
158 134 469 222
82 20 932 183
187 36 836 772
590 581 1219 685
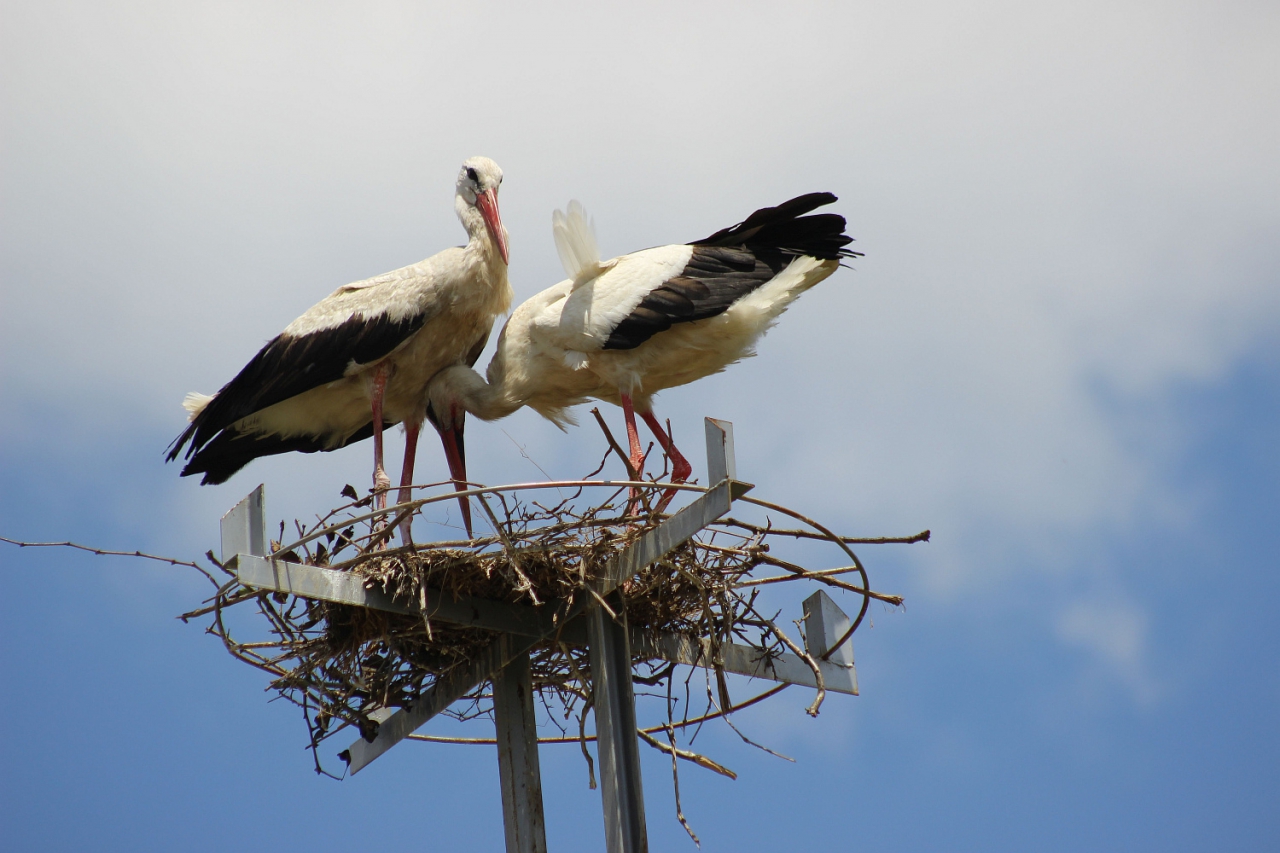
1056 597 1160 705
2 0 1277 708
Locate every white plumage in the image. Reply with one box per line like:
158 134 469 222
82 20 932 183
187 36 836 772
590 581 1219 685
168 156 513 531
426 192 859 497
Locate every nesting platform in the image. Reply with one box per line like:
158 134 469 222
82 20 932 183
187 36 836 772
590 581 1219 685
185 418 919 852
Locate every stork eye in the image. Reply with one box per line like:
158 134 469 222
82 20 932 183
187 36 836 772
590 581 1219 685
466 166 479 183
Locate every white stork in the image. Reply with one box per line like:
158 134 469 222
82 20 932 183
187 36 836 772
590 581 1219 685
424 192 860 513
167 156 513 528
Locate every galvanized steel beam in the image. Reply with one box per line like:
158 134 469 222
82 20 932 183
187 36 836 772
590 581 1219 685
493 652 547 853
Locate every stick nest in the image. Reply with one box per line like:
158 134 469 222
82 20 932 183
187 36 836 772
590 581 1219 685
184 446 920 786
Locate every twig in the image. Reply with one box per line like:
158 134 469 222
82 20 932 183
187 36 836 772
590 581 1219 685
715 702 795 763
474 491 539 604
590 407 638 481
500 428 561 489
559 641 598 790
638 726 737 780
739 557 905 606
405 683 792 745
664 724 701 846
743 599 825 717
735 495 875 636
719 520 930 545
1 536 217 584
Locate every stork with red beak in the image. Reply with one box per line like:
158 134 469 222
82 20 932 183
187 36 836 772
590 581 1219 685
426 192 860 524
167 156 512 537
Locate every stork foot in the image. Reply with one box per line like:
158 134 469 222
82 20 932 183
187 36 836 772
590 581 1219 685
373 466 391 508
620 394 649 516
624 444 653 517
370 466 393 549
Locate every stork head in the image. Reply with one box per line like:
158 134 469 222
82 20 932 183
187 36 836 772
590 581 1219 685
425 371 473 537
456 156 509 266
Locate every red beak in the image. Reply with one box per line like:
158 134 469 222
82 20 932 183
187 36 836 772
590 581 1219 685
474 188 509 266
438 415 472 538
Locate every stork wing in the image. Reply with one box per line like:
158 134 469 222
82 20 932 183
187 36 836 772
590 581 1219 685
600 194 859 351
600 246 775 350
168 292 434 463
179 419 384 485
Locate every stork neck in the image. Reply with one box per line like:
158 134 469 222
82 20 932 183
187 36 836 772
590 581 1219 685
456 194 507 269
473 230 506 269
433 364 522 423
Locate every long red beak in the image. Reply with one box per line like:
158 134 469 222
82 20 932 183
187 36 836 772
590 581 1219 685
475 188 509 266
438 415 472 538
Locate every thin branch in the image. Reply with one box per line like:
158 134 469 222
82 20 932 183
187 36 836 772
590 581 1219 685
738 558 905 606
0 536 217 584
638 726 737 780
719 520 930 545
405 683 791 745
590 407 638 481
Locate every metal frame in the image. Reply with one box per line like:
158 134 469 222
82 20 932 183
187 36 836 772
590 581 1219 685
588 593 647 853
220 418 860 853
494 652 547 853
230 555 859 695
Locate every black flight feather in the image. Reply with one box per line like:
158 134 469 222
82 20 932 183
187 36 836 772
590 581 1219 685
171 324 491 485
182 421 384 485
602 193 861 351
166 311 426 465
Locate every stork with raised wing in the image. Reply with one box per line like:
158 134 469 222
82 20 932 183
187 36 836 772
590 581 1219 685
167 157 513 528
426 192 860 517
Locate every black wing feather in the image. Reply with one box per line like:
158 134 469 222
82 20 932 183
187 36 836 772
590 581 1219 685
602 194 861 351
181 421 384 485
166 312 424 463
176 326 490 483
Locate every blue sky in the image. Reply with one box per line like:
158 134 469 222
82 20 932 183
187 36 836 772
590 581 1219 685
2 2 1277 850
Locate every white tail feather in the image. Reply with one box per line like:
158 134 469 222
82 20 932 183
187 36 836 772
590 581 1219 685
552 200 601 285
182 391 214 421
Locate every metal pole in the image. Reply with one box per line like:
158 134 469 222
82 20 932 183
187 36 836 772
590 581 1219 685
493 652 548 853
588 595 648 853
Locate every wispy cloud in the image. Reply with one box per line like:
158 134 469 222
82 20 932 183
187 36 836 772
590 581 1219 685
1057 597 1160 705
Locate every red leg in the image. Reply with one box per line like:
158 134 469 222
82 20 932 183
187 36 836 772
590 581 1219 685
370 364 391 512
640 411 692 483
619 394 645 478
641 410 691 513
620 394 647 514
396 418 421 546
437 405 473 538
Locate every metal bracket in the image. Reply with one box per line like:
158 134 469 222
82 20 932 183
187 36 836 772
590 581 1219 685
220 484 266 563
804 589 858 695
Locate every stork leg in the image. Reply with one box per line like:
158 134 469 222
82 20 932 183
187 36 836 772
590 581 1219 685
437 410 474 538
640 411 692 482
619 394 647 513
370 363 392 513
641 411 692 513
396 418 421 546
